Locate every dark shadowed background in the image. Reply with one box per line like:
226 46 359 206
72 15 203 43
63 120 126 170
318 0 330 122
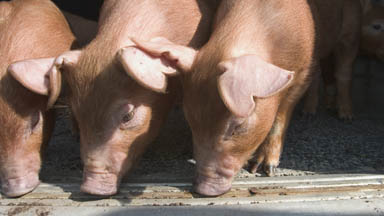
52 0 103 20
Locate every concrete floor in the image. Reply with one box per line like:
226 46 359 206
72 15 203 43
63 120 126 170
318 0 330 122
1 174 384 215
1 198 384 216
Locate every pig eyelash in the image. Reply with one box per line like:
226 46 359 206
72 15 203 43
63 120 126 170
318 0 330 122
120 110 136 130
122 111 135 123
117 103 147 130
224 119 247 140
224 125 246 141
230 124 248 137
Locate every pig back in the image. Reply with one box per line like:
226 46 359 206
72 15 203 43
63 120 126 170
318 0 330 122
96 0 217 53
0 0 75 75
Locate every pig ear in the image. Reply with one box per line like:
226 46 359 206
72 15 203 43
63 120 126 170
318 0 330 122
8 50 81 108
117 37 197 93
8 58 55 96
217 55 294 117
47 51 81 108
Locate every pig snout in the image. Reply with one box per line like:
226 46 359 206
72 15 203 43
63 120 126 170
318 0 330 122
193 158 239 197
0 152 42 197
80 150 127 196
81 170 119 196
1 173 39 198
193 173 233 197
1 171 40 198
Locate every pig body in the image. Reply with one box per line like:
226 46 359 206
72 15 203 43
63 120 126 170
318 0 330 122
9 0 219 196
0 0 75 197
125 0 361 196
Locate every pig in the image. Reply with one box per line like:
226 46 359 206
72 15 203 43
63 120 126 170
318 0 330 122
0 0 75 197
302 0 383 117
9 0 219 196
118 0 362 196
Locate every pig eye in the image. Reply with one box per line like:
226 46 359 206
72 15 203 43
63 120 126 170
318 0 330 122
225 118 247 139
231 124 247 136
122 111 134 123
372 24 382 30
120 110 136 130
118 104 139 130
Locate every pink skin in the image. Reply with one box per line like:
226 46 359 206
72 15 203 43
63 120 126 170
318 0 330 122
77 102 148 196
192 143 243 196
8 0 218 196
0 0 75 197
184 94 280 197
0 81 54 198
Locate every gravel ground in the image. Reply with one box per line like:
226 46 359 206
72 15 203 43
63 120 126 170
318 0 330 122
40 58 384 182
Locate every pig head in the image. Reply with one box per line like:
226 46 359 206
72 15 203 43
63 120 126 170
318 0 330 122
0 0 75 197
127 39 297 197
361 1 384 61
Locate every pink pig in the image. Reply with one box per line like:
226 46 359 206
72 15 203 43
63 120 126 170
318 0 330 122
121 0 362 196
9 0 219 196
0 0 75 197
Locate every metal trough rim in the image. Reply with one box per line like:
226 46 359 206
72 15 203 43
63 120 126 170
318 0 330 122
0 173 383 207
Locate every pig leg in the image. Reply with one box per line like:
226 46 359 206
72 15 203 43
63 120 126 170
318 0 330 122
249 108 296 176
249 68 313 176
320 55 337 111
333 43 359 121
334 4 361 121
302 67 321 116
